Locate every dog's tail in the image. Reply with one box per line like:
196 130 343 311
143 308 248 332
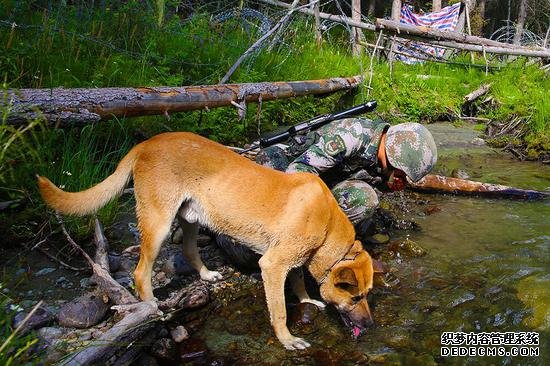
37 146 139 216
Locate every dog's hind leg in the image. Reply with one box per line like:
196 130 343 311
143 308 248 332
134 206 174 301
176 216 223 282
288 268 326 309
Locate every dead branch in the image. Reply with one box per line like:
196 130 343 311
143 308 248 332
60 302 160 366
464 83 492 103
220 0 300 84
56 213 137 305
375 18 549 53
408 174 550 200
37 247 88 272
258 0 376 31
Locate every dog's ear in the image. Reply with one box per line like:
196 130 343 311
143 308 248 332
351 240 363 253
334 267 358 287
372 259 386 274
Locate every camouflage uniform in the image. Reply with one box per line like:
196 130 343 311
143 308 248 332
256 118 389 224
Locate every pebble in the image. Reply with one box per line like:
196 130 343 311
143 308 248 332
58 292 110 328
108 254 122 272
170 325 189 343
35 267 56 276
115 276 133 288
179 338 208 362
37 326 65 345
13 303 55 333
80 277 92 288
151 338 177 360
451 292 476 307
162 253 196 276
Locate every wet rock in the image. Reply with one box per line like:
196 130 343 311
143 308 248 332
155 271 167 283
179 338 208 362
151 337 177 361
451 292 476 307
364 233 390 245
13 303 55 334
58 291 110 328
383 328 412 349
115 276 134 289
423 205 441 216
290 302 320 327
35 267 56 276
451 168 470 179
36 326 67 363
80 277 92 288
179 284 210 309
162 252 196 277
374 272 400 289
37 326 65 344
171 325 189 343
108 253 122 272
388 238 427 257
135 353 159 366
119 255 136 273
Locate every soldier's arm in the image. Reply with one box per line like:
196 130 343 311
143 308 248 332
286 134 346 174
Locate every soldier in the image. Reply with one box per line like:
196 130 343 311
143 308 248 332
216 117 437 268
255 117 438 225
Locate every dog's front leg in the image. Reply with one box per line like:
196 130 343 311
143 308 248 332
259 251 310 350
177 217 223 282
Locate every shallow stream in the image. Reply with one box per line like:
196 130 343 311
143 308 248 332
178 124 549 365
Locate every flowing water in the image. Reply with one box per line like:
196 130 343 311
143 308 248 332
177 124 549 365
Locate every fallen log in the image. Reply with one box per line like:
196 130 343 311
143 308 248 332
258 0 376 31
3 76 362 126
408 174 550 200
375 18 549 55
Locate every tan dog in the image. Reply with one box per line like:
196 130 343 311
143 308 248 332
37 132 378 350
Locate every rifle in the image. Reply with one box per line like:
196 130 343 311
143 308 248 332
239 100 378 154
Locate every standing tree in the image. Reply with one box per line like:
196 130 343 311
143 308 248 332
367 0 376 16
433 0 442 11
512 0 528 44
352 0 363 56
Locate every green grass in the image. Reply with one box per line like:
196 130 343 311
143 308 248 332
0 1 547 237
0 296 41 365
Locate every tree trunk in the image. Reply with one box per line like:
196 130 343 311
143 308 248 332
389 0 402 63
512 0 528 45
456 0 477 34
313 0 322 46
3 77 362 126
351 0 363 56
433 0 442 12
391 0 402 21
367 0 376 16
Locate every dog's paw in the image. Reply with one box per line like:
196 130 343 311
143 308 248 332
199 269 223 282
280 335 310 350
300 298 326 309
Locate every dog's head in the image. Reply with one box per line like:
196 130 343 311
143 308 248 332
319 240 382 339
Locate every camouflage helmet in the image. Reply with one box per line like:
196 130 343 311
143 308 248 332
385 123 437 182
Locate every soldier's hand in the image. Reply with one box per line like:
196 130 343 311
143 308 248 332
349 169 383 186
